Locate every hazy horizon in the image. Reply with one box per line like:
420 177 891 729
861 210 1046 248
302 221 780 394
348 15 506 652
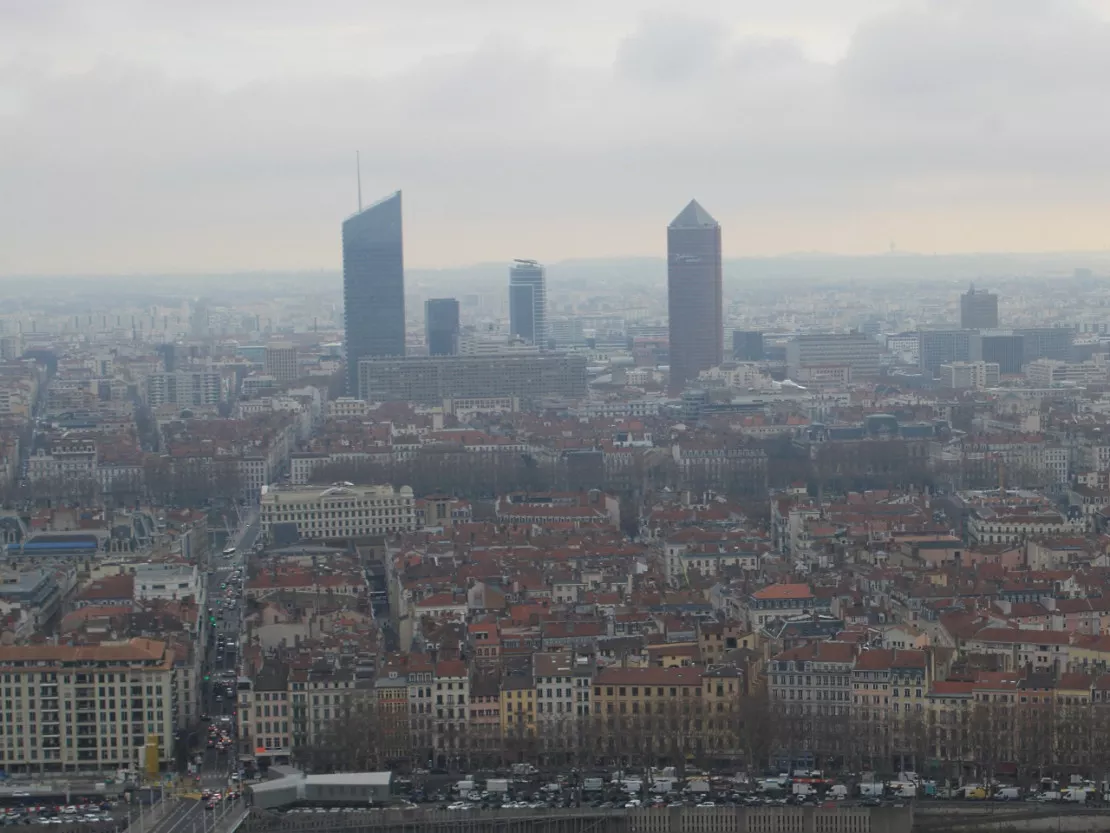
5 248 1110 288
8 1 1110 274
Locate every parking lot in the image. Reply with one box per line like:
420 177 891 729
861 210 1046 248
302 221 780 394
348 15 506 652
0 799 124 828
395 773 834 813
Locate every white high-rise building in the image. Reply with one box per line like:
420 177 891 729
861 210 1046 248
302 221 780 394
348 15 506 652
264 342 298 383
509 259 547 348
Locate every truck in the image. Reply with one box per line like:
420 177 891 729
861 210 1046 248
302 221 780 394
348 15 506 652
486 779 510 794
582 778 604 793
1063 788 1090 804
858 783 884 798
828 785 848 800
510 764 538 776
890 782 917 799
685 779 710 794
454 780 476 794
651 779 676 795
792 783 816 797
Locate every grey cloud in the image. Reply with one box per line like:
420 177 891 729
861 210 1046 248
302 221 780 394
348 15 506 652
615 13 727 83
5 0 1110 273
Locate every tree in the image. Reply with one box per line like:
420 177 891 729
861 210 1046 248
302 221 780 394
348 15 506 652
295 695 394 773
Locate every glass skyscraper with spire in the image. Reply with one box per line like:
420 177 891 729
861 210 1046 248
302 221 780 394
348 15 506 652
342 191 405 394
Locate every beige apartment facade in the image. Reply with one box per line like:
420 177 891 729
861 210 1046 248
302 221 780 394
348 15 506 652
0 639 178 774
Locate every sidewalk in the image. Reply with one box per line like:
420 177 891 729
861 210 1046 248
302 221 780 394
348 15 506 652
216 807 250 833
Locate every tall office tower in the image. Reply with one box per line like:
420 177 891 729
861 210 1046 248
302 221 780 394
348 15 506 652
343 191 405 394
960 283 999 329
264 342 299 382
732 330 765 361
667 200 723 394
425 298 461 356
509 259 547 347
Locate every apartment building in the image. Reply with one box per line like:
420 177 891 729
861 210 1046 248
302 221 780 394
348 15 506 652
852 648 930 721
326 397 370 418
372 665 411 766
500 675 536 744
591 667 704 762
406 654 435 763
133 564 203 604
0 639 177 774
940 361 1000 390
433 660 469 762
357 353 588 404
239 662 291 764
289 668 359 749
27 439 97 484
769 641 855 714
533 652 576 725
744 583 828 629
468 675 501 764
1026 358 1107 387
264 343 298 383
259 483 416 542
145 370 223 407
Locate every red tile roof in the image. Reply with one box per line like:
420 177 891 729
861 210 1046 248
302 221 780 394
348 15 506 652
752 583 812 601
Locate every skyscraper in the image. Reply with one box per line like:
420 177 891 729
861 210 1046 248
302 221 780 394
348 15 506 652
667 200 722 394
425 298 461 356
509 259 547 348
342 191 405 394
960 283 998 329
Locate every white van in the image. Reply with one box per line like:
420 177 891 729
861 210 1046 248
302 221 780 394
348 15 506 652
582 778 604 793
828 785 848 800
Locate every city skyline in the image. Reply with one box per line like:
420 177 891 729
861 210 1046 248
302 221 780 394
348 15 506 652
11 2 1110 274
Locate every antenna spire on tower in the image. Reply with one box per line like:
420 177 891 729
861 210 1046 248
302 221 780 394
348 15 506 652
356 151 363 212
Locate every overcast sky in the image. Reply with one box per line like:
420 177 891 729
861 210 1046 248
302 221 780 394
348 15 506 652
5 0 1110 275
